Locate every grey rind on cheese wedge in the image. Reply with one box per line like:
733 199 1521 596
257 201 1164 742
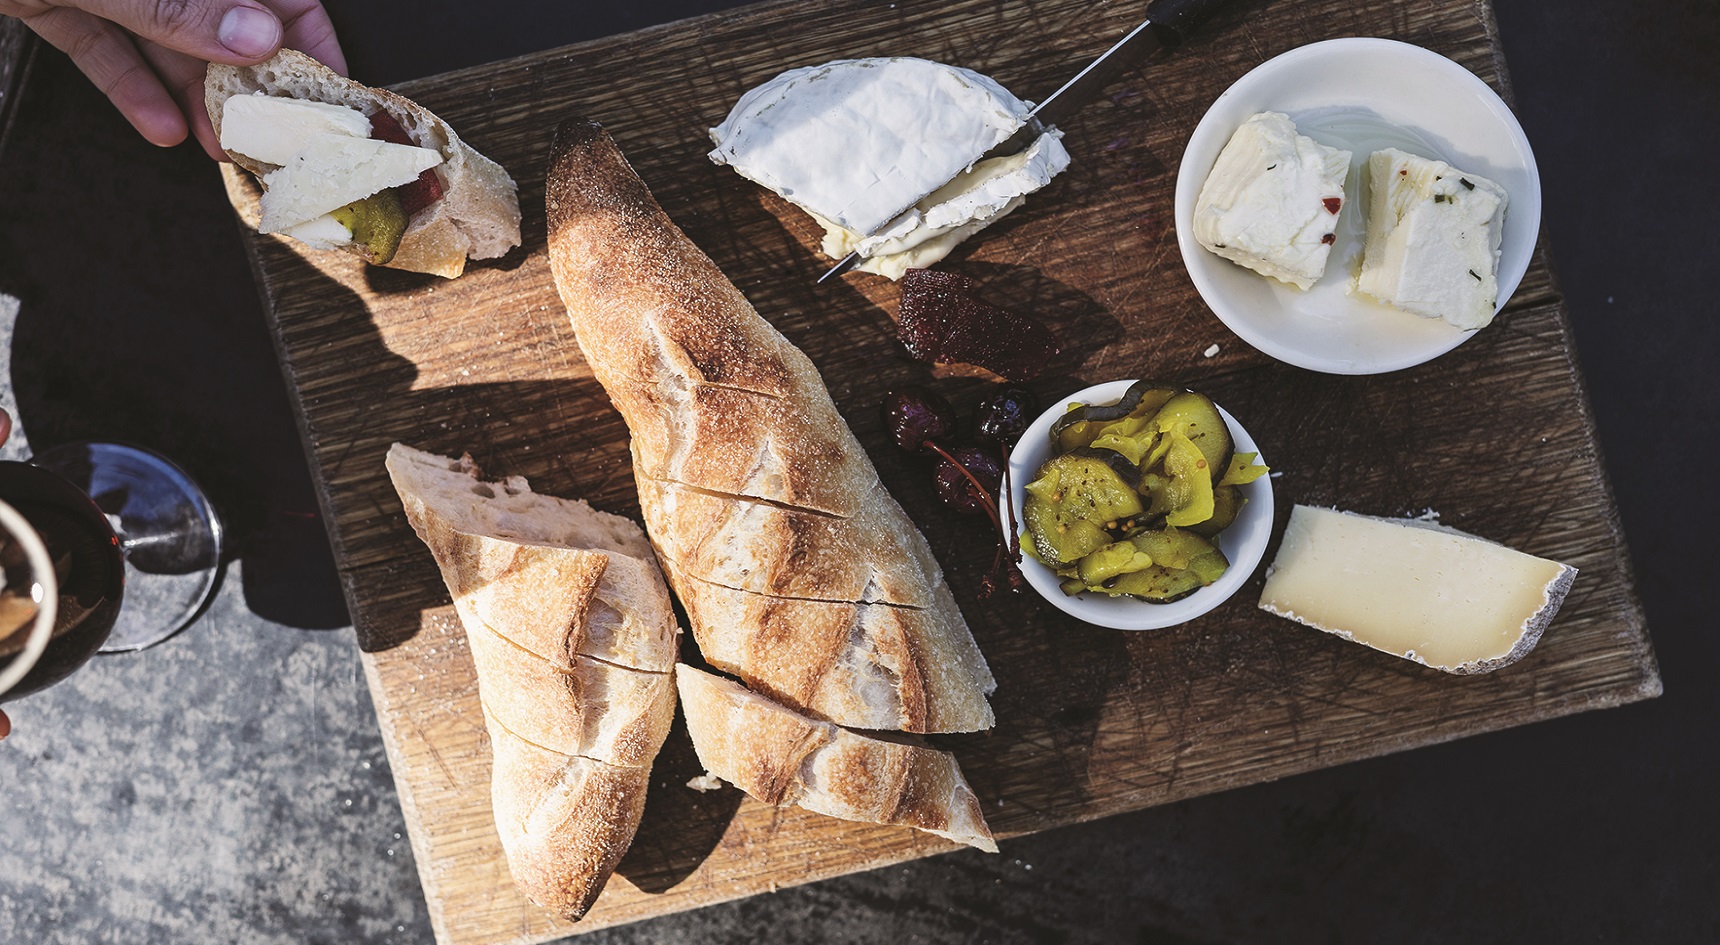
1258 504 1576 675
386 443 680 919
206 49 520 278
676 664 997 853
545 118 995 735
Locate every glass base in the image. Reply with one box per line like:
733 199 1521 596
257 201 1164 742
31 443 224 653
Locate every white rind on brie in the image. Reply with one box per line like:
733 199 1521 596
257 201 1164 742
1258 505 1576 675
1193 112 1351 290
1357 148 1508 330
709 57 1070 278
815 131 1071 279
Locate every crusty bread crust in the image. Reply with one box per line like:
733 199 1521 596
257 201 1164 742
387 443 678 918
676 665 996 852
205 49 520 278
484 709 652 919
545 118 994 736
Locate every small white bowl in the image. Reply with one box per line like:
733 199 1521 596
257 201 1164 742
1174 38 1542 375
1000 380 1274 630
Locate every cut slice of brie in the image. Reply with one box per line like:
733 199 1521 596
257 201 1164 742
220 92 373 167
1357 148 1508 330
258 135 442 233
709 57 1070 278
1259 505 1576 675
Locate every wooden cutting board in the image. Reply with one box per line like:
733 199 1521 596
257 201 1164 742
224 0 1659 942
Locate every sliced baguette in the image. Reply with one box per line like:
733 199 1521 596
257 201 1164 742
546 118 994 736
206 49 520 278
672 571 994 734
386 443 679 918
483 709 652 920
386 443 674 672
676 665 997 852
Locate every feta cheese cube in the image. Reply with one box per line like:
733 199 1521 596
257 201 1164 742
1193 112 1351 290
1357 148 1509 330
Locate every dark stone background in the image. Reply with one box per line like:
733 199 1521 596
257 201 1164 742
0 1 1714 943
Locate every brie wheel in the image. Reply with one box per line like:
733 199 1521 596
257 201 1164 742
709 57 1071 278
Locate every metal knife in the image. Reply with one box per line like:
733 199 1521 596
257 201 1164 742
817 0 1234 283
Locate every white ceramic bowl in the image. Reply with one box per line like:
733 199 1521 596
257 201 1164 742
1174 38 1542 374
1000 380 1274 630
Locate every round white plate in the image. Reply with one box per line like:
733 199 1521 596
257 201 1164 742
1174 38 1542 375
1001 381 1274 631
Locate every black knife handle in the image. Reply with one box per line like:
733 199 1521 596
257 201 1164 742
1147 0 1233 47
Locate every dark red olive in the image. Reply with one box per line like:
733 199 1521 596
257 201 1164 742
932 446 1002 517
975 387 1037 447
882 388 956 454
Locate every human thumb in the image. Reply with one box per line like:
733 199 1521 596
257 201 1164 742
75 0 284 62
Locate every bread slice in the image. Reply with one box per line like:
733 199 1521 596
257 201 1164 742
386 443 679 918
676 665 996 852
546 118 994 737
206 49 520 278
635 473 945 608
483 709 651 920
386 443 675 672
673 572 994 733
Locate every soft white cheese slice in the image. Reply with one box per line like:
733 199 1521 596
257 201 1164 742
281 213 353 250
1259 505 1576 675
1357 148 1509 330
220 92 372 167
815 131 1072 278
709 57 1069 277
1193 112 1351 290
258 135 442 233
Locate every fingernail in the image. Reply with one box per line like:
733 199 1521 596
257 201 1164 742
218 6 282 59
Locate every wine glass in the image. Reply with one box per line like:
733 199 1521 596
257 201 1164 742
0 461 125 701
29 443 223 652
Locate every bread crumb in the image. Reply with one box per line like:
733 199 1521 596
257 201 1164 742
1203 343 1221 358
686 772 726 792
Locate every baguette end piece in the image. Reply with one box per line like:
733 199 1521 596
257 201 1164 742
676 664 997 853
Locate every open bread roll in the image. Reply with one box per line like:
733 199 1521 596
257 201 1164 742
545 118 994 735
206 49 520 278
386 443 678 918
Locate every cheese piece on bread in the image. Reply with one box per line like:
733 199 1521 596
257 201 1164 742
676 664 997 852
207 49 520 278
386 443 679 919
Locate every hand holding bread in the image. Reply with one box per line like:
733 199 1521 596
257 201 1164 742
6 0 345 159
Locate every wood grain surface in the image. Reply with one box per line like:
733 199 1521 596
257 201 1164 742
222 0 1659 942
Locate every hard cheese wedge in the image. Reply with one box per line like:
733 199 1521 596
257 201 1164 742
1258 505 1576 674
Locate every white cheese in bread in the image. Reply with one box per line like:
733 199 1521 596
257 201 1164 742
258 135 442 232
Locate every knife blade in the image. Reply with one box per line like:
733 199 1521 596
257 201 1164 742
817 0 1233 283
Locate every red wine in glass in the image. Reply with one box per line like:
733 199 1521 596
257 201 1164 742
0 461 124 701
